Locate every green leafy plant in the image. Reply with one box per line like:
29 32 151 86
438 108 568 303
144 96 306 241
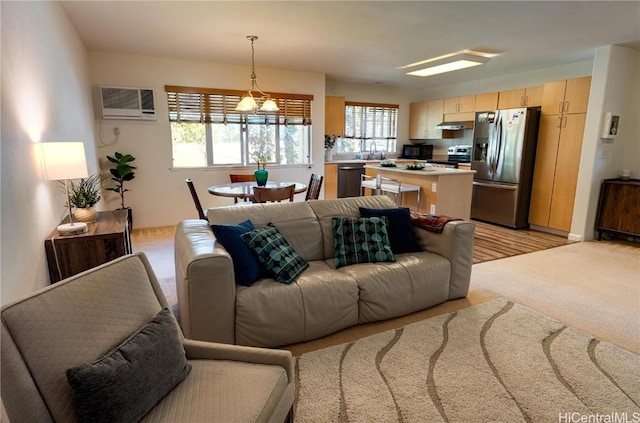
106 152 136 209
66 173 102 208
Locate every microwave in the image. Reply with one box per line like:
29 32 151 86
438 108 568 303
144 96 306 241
401 144 433 160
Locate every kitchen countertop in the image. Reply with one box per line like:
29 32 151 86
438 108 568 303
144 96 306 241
364 164 475 176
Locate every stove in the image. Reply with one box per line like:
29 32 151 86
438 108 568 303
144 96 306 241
447 144 472 162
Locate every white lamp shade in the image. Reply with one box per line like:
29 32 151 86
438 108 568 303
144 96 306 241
41 142 89 181
236 94 258 111
260 98 280 112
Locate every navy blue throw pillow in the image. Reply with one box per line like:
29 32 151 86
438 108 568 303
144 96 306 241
211 220 263 286
359 207 422 254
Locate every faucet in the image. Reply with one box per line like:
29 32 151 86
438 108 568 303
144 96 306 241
368 143 377 160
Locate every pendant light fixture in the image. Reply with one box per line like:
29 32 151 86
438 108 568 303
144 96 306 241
236 35 279 112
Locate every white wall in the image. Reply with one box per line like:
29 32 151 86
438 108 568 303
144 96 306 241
89 52 325 228
1 1 98 305
571 45 640 241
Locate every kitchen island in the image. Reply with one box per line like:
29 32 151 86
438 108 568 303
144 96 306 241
364 164 475 219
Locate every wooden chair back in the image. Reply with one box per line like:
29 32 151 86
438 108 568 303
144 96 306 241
304 173 324 201
253 185 295 203
229 174 255 182
186 178 206 220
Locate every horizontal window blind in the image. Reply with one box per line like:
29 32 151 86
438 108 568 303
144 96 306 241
344 102 398 139
165 85 313 125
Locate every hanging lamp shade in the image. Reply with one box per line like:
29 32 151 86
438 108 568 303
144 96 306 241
235 35 279 113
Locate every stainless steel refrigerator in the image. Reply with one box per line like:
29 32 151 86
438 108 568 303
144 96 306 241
471 108 540 228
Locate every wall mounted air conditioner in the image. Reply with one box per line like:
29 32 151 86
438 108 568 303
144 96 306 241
99 86 156 120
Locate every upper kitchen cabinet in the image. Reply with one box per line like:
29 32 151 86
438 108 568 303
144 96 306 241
541 77 591 115
325 96 345 136
443 95 476 114
409 99 443 139
498 86 543 109
475 92 499 111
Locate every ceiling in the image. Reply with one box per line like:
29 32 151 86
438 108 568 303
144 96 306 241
61 1 640 90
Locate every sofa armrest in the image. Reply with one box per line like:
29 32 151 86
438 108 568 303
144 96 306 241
414 220 475 299
175 220 236 344
183 338 294 384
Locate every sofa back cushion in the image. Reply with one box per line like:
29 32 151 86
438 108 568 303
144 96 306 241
207 201 324 262
307 196 397 260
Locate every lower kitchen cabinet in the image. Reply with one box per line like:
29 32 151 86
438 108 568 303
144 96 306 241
529 113 586 232
324 163 338 199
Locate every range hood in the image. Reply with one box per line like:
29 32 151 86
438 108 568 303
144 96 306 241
436 121 473 130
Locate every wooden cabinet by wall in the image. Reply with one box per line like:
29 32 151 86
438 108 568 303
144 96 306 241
325 96 345 137
474 92 499 111
324 163 338 199
408 99 443 139
595 179 640 240
498 86 543 109
541 77 591 115
529 113 587 232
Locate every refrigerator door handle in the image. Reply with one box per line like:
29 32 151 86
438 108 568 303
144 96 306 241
473 181 518 190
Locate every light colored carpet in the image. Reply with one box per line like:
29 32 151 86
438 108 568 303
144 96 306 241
470 241 640 355
295 299 640 423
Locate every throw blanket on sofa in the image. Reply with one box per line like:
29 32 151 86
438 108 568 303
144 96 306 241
410 211 461 233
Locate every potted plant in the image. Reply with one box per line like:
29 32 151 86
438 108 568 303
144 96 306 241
324 135 337 162
67 173 102 223
106 152 136 223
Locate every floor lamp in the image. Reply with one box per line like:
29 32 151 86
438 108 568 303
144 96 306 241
41 142 90 235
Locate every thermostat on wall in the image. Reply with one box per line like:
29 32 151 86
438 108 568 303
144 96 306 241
600 112 620 140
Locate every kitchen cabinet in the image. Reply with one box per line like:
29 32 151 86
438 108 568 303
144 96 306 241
529 113 586 232
444 95 476 113
595 179 640 240
324 163 338 199
498 86 543 109
409 100 443 139
541 77 591 116
444 95 475 122
325 96 345 137
474 92 499 111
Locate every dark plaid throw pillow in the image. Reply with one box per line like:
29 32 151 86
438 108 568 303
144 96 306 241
332 216 395 268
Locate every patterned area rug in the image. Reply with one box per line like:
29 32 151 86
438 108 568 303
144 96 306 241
294 299 640 422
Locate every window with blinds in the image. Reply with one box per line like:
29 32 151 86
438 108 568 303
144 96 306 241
341 102 398 153
165 85 313 167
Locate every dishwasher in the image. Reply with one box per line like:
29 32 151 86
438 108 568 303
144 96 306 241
337 162 365 198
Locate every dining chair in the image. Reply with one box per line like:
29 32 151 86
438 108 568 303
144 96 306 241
253 185 295 203
229 174 255 203
304 173 324 201
186 178 206 220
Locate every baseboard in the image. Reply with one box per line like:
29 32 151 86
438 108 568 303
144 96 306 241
568 233 584 242
529 224 570 238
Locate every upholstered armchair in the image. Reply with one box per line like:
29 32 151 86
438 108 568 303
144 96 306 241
1 253 294 423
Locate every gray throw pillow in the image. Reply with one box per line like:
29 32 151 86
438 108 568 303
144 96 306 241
66 308 191 423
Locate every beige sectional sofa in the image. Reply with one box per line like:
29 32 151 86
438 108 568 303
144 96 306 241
175 195 474 348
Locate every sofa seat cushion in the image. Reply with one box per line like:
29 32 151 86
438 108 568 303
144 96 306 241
336 251 451 323
141 360 288 423
235 261 359 347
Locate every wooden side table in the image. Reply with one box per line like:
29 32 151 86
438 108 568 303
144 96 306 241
595 178 640 241
44 209 132 283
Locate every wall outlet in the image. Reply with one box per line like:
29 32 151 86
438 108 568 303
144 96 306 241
430 205 436 214
431 183 437 192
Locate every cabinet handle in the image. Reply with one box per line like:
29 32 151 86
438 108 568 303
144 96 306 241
564 101 569 113
556 117 562 128
520 97 524 107
524 95 529 107
562 117 567 128
558 102 563 113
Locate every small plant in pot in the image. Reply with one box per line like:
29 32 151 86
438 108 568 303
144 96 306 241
106 152 136 224
66 173 102 223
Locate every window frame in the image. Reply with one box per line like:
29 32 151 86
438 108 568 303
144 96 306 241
341 101 399 153
165 85 313 168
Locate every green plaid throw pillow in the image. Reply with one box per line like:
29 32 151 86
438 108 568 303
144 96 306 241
332 216 395 268
240 223 308 284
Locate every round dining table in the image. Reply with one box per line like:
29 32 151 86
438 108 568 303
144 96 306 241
208 181 307 202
